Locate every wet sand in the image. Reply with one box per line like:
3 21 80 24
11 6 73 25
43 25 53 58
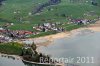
20 20 100 46
33 20 100 46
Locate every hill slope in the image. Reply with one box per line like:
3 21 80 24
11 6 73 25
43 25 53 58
0 0 100 30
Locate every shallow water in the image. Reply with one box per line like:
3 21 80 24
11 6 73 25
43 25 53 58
0 30 100 66
0 55 54 66
0 55 25 66
38 30 100 66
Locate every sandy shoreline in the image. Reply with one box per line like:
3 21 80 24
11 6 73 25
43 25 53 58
21 20 100 46
0 21 100 66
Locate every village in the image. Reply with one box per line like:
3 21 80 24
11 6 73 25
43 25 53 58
0 0 99 43
0 16 99 43
0 0 100 66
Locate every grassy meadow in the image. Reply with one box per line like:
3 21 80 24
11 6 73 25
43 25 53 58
0 0 100 31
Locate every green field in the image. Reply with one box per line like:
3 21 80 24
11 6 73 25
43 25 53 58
0 0 100 31
0 42 23 55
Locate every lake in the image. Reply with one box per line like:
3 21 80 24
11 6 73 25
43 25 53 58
0 55 26 66
0 29 100 66
38 29 100 66
0 54 54 66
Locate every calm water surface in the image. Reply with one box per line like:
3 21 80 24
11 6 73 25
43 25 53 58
0 30 100 66
38 30 100 66
0 54 52 66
